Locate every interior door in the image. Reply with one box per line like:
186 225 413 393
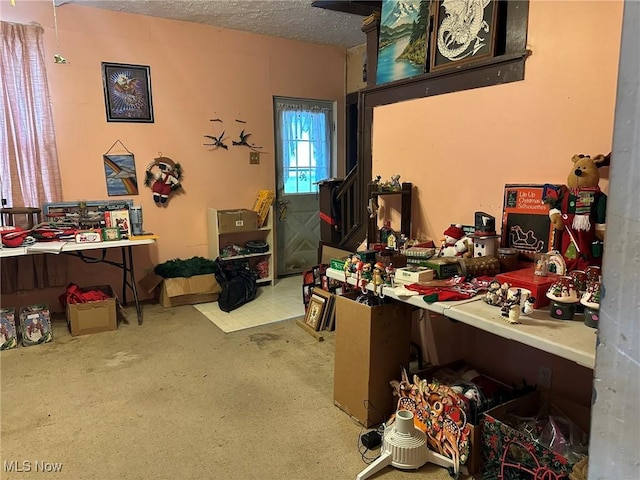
273 97 335 277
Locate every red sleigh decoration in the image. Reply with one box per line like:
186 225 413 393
499 439 563 480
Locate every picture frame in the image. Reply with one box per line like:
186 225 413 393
103 153 139 196
376 0 431 85
102 62 154 123
311 287 335 331
430 0 498 72
102 227 121 242
501 184 554 260
304 294 326 331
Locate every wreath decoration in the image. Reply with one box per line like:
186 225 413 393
144 156 183 205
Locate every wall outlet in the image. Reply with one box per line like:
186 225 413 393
249 152 260 164
538 366 553 389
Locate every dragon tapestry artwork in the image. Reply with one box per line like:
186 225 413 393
437 0 494 62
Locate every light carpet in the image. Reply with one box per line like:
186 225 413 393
194 274 305 333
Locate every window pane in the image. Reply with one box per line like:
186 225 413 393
278 105 331 195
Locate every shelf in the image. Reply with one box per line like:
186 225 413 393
325 267 596 369
208 206 274 286
219 251 272 261
367 182 412 249
370 187 412 197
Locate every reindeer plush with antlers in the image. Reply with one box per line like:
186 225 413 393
543 153 610 271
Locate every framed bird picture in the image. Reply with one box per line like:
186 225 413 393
102 62 154 123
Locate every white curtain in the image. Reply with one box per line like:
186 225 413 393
0 21 66 294
275 99 331 186
0 21 63 208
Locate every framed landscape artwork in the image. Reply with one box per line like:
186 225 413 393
376 0 431 85
102 62 154 123
430 0 498 72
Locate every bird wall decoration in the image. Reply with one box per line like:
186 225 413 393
232 129 262 150
204 131 228 150
203 118 228 150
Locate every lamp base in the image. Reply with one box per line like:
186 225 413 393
549 300 577 320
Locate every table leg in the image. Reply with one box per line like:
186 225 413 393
120 246 143 325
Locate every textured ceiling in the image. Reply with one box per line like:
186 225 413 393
61 0 369 48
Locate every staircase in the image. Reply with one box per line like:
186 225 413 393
319 165 367 253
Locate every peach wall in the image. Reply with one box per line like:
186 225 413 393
371 0 622 242
346 44 367 93
1 1 346 309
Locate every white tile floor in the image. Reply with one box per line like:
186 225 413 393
194 274 305 333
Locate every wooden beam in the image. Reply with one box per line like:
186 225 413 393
311 1 381 17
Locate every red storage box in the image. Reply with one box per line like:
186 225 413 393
495 268 560 309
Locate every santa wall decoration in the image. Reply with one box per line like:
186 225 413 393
144 156 183 206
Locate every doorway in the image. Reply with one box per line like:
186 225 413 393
273 97 335 277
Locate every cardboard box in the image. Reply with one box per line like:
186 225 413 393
66 285 117 336
252 190 275 228
139 272 222 308
216 209 258 234
333 292 413 427
394 266 434 284
481 391 590 479
422 257 463 279
0 307 19 350
496 268 560 309
374 252 407 268
19 304 53 346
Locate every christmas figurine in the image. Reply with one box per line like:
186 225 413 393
145 156 183 206
543 153 609 271
522 296 536 315
501 288 522 324
439 224 465 257
372 262 385 296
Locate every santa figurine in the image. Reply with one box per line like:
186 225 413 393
145 156 183 206
439 224 465 257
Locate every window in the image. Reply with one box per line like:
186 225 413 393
274 98 334 195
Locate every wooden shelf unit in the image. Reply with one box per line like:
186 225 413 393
207 206 274 286
367 181 412 248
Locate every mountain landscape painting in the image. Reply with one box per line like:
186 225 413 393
376 0 431 85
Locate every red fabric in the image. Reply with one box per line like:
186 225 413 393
405 284 475 302
1 227 27 247
405 276 491 302
59 283 110 308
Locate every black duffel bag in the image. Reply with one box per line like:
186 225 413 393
213 258 257 312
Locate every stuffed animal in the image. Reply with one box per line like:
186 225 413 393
454 236 473 258
439 224 465 257
543 153 610 271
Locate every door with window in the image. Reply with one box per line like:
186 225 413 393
273 97 335 277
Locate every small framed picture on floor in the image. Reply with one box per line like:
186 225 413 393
304 294 326 331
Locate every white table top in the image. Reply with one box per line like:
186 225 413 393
326 267 479 314
0 238 155 258
446 299 596 369
326 267 596 369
